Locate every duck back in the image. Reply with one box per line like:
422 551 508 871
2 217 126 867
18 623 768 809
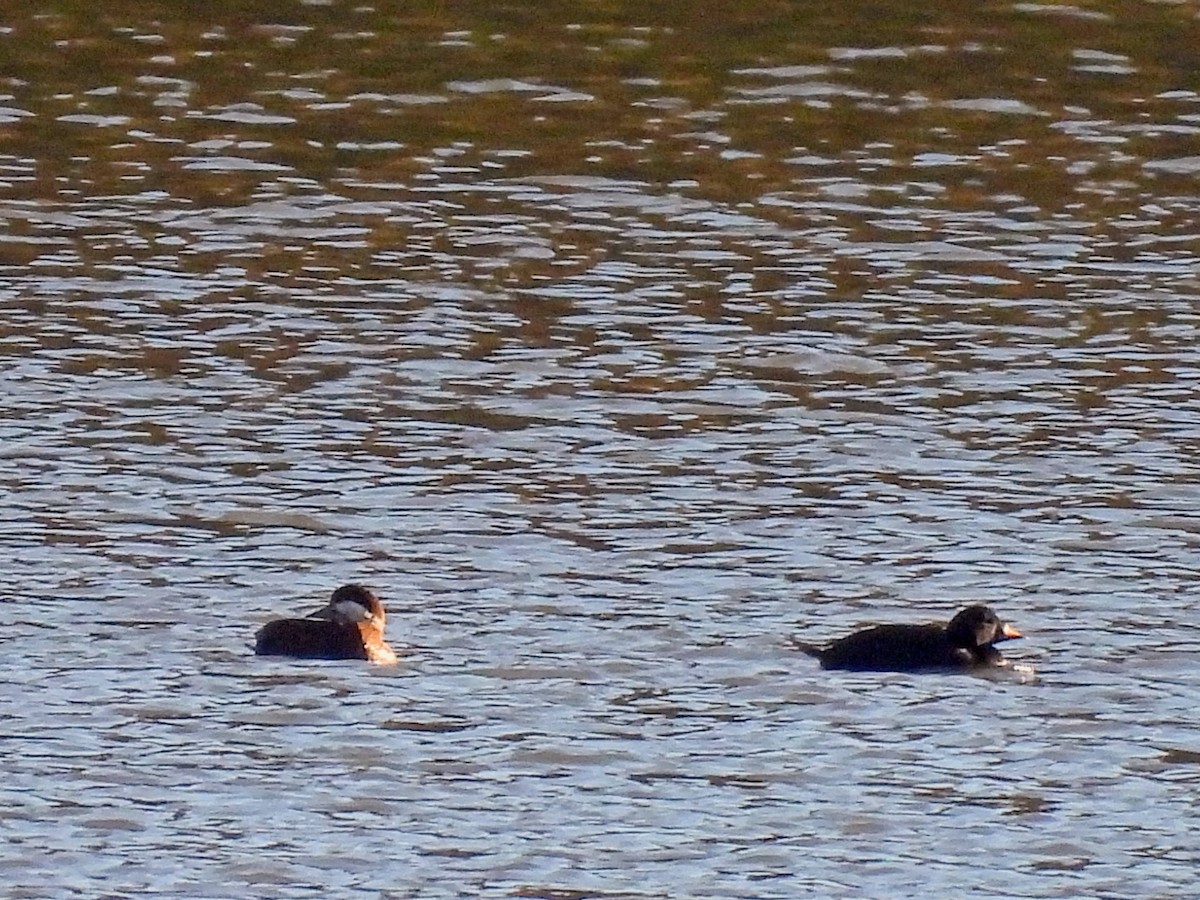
814 623 972 671
255 618 369 661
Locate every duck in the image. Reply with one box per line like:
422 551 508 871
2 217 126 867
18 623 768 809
795 604 1022 672
255 584 398 665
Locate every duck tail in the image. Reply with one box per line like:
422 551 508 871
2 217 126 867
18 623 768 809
789 636 825 660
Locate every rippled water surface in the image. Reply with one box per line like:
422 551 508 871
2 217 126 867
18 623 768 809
3 1 1200 897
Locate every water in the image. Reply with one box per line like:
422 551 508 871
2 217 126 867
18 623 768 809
2 1 1200 896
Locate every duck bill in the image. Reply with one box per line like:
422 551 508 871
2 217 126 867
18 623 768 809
306 603 337 620
999 623 1022 641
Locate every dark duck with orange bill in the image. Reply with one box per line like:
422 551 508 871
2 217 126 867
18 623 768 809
255 584 398 665
795 604 1022 672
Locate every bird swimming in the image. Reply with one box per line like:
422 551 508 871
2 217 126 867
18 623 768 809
254 584 398 665
795 604 1022 673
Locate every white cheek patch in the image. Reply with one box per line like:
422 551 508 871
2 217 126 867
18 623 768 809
332 600 371 623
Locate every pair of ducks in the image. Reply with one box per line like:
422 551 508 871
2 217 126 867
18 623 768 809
256 585 1023 673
